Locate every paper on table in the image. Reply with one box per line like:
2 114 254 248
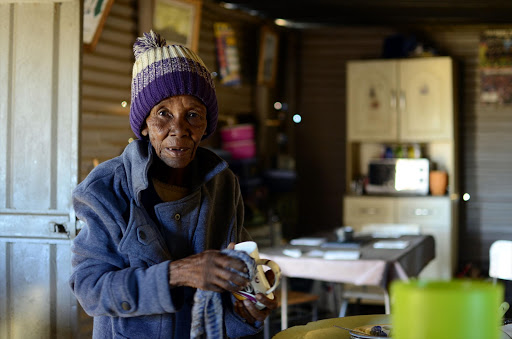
305 249 325 257
283 248 302 258
323 250 360 260
290 237 327 246
373 240 410 249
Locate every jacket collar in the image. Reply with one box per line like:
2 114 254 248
122 140 229 206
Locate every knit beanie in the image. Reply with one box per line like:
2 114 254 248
130 31 218 139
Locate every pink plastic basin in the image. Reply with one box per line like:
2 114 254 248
220 124 255 142
222 140 256 160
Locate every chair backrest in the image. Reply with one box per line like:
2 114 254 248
360 223 421 238
489 240 512 281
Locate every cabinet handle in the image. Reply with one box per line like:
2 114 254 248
362 207 378 215
390 90 397 108
414 208 432 216
399 90 406 110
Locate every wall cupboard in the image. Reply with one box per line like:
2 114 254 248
344 57 459 280
346 57 454 142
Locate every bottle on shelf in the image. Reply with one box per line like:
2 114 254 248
412 143 422 158
394 144 407 158
384 145 394 159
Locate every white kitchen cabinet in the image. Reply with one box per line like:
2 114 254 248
343 196 395 232
344 56 459 281
347 57 455 142
344 196 455 279
396 197 454 279
346 60 398 141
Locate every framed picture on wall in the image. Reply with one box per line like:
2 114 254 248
83 0 115 52
257 27 279 87
153 0 202 52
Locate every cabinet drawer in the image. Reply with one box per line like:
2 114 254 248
397 197 450 226
344 197 395 224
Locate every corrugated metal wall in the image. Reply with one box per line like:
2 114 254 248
295 25 512 269
294 27 398 233
422 26 512 267
80 0 137 181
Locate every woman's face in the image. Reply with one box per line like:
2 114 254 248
142 95 207 169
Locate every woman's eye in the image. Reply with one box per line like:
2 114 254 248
188 111 202 119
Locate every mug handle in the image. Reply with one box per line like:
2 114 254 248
255 259 281 295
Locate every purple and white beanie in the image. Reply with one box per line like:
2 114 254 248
129 30 218 139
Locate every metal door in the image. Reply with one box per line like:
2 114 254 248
0 1 81 338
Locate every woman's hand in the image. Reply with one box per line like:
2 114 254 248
233 269 279 325
233 291 279 325
169 248 250 293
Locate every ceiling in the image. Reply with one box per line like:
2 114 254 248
215 0 512 27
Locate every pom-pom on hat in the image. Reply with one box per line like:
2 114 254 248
130 30 218 139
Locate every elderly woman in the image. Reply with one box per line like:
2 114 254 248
69 31 277 339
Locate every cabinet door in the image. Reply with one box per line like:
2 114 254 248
343 196 395 232
397 197 453 279
418 228 452 280
399 58 453 141
347 60 398 141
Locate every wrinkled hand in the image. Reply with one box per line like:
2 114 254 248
169 245 250 293
233 269 279 325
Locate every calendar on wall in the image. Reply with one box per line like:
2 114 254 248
479 29 512 105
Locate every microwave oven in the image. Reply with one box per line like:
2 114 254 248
365 158 430 196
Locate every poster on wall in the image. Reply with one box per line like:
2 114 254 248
213 22 241 86
257 27 279 87
83 0 115 52
479 30 512 104
153 0 202 52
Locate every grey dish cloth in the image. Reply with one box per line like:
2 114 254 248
190 249 256 339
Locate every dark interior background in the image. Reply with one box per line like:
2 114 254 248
82 0 512 279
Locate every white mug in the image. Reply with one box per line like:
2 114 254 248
232 241 281 309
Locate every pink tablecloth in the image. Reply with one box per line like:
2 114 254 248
260 235 435 288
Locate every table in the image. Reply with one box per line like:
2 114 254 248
260 235 435 330
273 313 512 339
273 314 390 339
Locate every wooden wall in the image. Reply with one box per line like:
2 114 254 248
293 25 512 270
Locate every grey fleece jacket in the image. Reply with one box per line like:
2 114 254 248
69 140 260 338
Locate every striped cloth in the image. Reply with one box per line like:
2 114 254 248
190 249 256 339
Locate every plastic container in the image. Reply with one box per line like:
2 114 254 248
222 140 256 159
220 124 255 143
391 279 503 339
429 170 448 196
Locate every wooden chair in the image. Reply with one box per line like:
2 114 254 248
263 289 319 339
